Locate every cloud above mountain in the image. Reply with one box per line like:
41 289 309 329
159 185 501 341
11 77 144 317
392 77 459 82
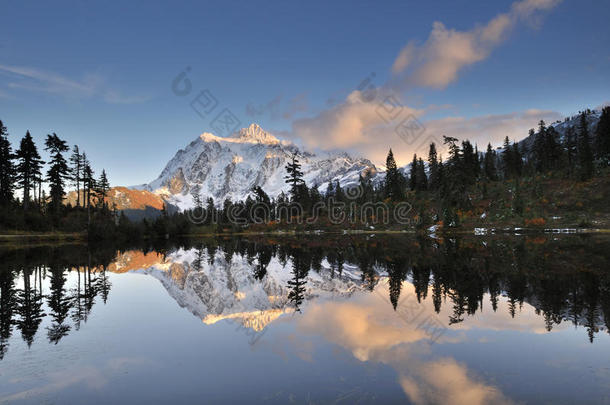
291 106 561 167
291 90 422 150
288 0 562 164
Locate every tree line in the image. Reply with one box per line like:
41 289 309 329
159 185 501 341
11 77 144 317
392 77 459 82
195 233 610 342
2 107 608 235
0 244 115 358
3 233 606 355
0 121 111 233
186 107 610 230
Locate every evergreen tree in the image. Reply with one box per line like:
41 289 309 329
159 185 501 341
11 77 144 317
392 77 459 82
416 158 428 191
70 145 82 207
427 142 440 191
564 126 578 175
325 180 334 200
252 186 270 205
308 185 322 208
358 172 374 203
461 140 477 183
501 136 514 178
483 143 497 181
511 142 523 177
444 136 461 168
577 112 593 180
595 106 610 163
82 154 95 209
409 154 418 191
96 169 110 208
385 149 405 201
474 145 481 178
334 180 345 202
545 126 561 170
205 197 215 225
44 133 70 211
284 151 304 202
441 136 469 209
0 120 16 205
532 121 547 173
15 131 44 210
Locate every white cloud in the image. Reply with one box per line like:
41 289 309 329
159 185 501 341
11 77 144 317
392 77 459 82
391 0 562 89
290 108 561 167
285 0 562 162
0 63 150 104
290 90 422 151
0 63 98 96
424 108 562 151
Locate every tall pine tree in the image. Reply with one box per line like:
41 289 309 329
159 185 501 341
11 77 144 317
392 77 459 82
532 121 547 173
385 149 405 201
416 158 428 191
511 142 523 177
0 120 16 205
483 143 497 181
427 142 440 191
409 154 418 191
96 169 110 209
284 151 305 202
501 136 514 178
44 133 70 211
15 131 44 210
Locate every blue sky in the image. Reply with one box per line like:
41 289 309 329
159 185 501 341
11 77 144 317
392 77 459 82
1 0 609 186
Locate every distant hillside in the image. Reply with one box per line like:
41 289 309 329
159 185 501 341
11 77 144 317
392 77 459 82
65 186 174 220
515 109 602 156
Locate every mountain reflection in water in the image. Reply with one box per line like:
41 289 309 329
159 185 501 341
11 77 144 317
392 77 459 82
0 234 609 404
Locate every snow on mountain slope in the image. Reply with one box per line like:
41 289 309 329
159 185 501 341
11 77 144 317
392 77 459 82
135 123 379 210
516 110 602 155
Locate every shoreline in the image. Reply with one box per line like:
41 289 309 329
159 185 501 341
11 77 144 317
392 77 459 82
2 226 609 245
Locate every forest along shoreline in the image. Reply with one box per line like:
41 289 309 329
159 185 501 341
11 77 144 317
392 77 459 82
1 108 610 240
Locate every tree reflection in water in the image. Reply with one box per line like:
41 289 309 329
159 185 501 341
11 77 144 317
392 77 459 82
0 233 609 359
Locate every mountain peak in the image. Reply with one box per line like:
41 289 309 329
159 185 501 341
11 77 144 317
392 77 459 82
235 123 280 145
198 123 280 145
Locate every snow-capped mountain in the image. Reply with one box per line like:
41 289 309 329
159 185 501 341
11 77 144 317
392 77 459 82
135 123 378 210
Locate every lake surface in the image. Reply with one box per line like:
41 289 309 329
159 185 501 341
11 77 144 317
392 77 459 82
1 234 609 404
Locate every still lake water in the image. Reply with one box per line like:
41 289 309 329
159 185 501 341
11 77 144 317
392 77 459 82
0 234 609 404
